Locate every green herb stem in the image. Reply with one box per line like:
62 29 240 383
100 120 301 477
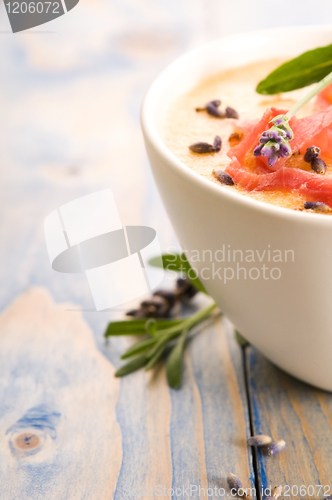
166 327 190 389
286 69 332 119
152 302 217 339
184 302 217 329
114 302 219 380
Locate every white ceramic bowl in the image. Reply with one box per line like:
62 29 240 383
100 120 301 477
141 26 332 391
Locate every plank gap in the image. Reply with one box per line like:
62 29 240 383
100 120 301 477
243 345 261 500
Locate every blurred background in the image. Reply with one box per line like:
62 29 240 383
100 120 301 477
0 0 332 316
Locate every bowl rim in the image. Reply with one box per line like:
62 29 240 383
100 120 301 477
141 24 332 227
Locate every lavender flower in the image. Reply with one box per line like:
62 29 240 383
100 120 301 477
266 439 286 456
254 115 293 167
311 158 326 174
247 435 272 447
213 169 234 186
304 146 321 163
227 474 243 493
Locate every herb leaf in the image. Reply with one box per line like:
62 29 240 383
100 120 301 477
166 328 189 389
256 44 332 94
145 338 170 371
121 337 158 359
105 318 184 337
109 300 218 386
149 253 207 294
115 353 150 377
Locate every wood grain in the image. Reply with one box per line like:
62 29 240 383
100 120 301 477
0 287 254 498
0 288 122 500
247 346 332 498
110 304 254 499
187 315 255 495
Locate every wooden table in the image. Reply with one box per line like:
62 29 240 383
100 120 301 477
1 2 332 498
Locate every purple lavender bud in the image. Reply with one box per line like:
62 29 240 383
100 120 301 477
213 169 234 186
279 143 292 158
247 435 272 447
267 439 286 456
273 117 284 126
261 144 274 157
304 146 321 163
270 130 282 141
227 473 243 493
270 143 280 152
213 135 222 152
225 106 239 119
279 126 292 140
254 144 264 156
268 152 280 167
207 102 225 118
195 99 221 113
278 124 292 139
304 201 331 212
311 157 326 174
189 142 215 154
153 290 176 308
259 136 270 144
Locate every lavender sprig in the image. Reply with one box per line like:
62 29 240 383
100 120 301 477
254 68 332 167
254 115 293 166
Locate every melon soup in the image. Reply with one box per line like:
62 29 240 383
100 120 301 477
141 27 332 391
163 59 332 214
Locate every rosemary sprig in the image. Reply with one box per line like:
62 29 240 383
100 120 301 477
104 252 219 388
111 303 218 384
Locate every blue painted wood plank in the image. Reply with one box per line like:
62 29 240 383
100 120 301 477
247 346 332 497
167 314 255 498
0 288 122 500
0 287 254 498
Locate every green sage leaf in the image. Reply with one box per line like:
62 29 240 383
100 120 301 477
149 253 207 294
256 44 332 94
145 319 157 336
121 337 158 359
115 353 150 377
166 329 189 389
105 318 184 337
145 338 171 371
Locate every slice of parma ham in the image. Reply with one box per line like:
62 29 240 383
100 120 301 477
225 103 332 207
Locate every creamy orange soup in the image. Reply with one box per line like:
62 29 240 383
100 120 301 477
163 60 324 210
